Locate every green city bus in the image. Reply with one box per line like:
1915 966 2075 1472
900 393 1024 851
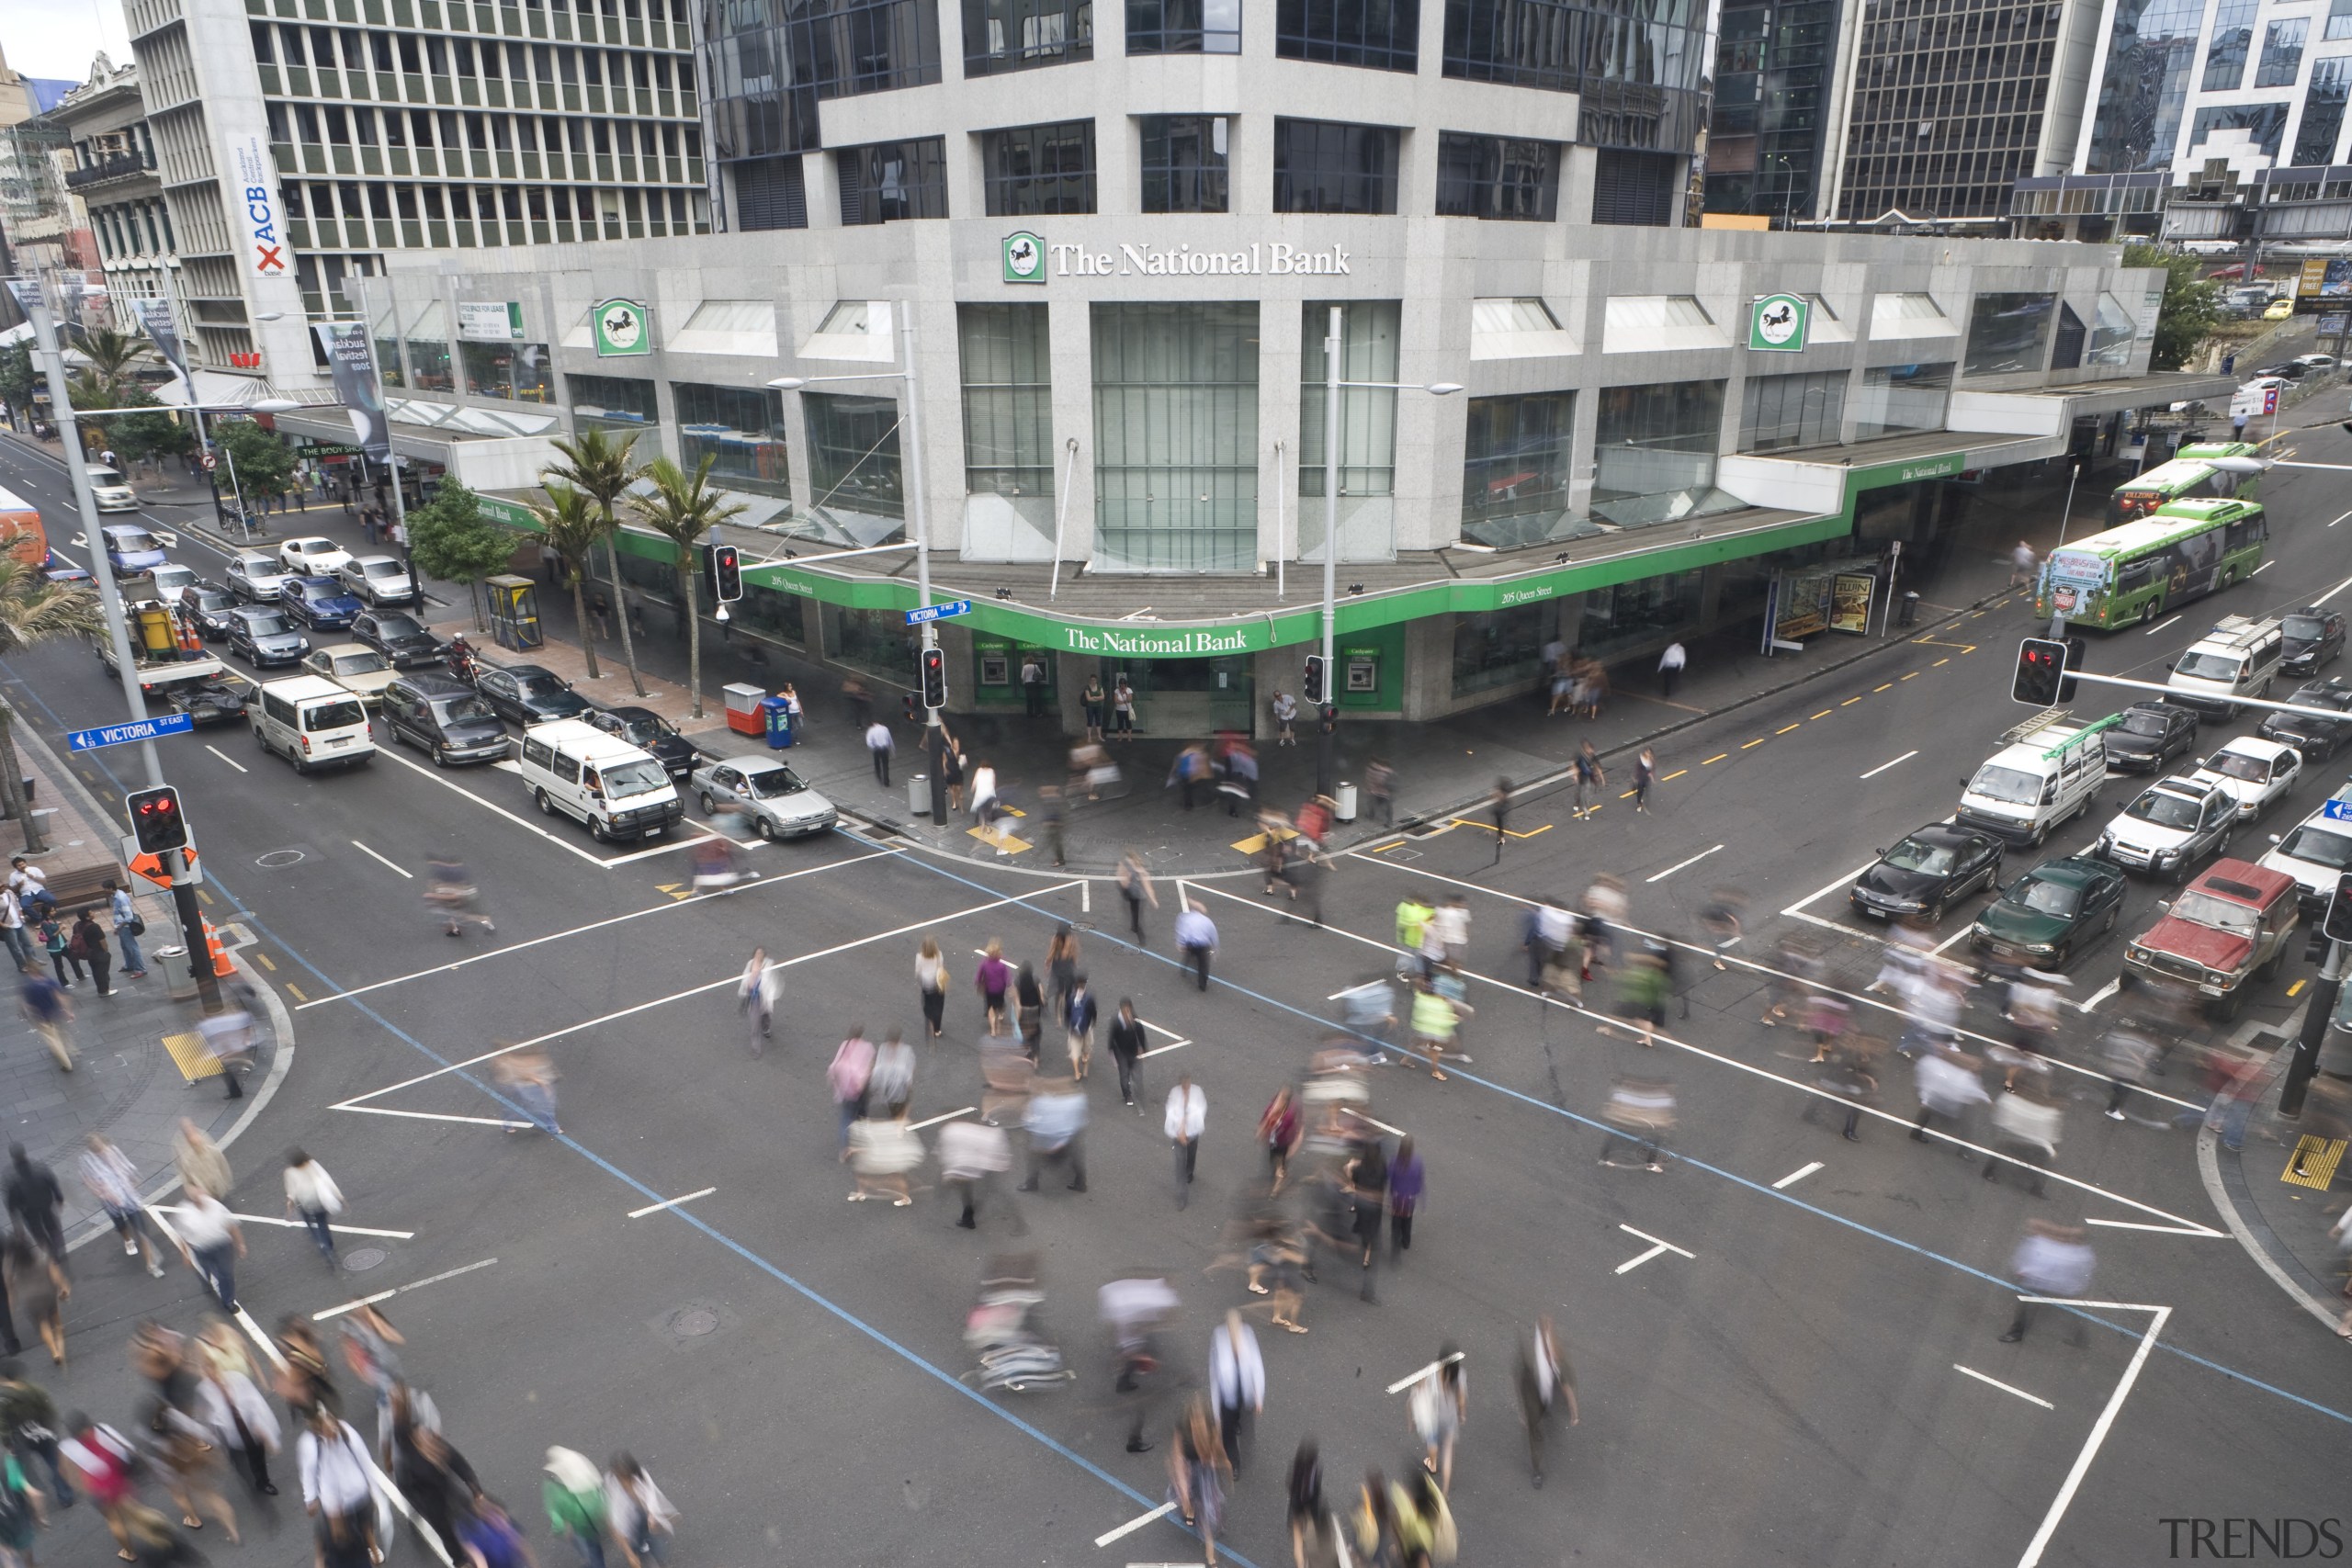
2106 441 2264 526
2033 497 2268 630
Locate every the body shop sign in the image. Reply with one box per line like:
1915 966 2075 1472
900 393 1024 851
233 137 288 278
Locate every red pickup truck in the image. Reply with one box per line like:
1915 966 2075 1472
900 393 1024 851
2121 859 2300 1021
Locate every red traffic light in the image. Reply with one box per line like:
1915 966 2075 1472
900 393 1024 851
2012 637 2068 705
127 784 189 854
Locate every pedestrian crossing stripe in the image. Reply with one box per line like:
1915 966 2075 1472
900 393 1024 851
162 1032 223 1081
2282 1137 2346 1190
1231 826 1299 855
969 825 1032 854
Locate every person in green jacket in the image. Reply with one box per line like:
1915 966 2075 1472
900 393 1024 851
543 1448 606 1568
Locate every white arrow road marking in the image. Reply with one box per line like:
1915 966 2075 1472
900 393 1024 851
1614 1224 1695 1275
2013 1302 2171 1568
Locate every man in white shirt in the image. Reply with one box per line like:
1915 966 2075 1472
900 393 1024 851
1164 1075 1205 1209
7 858 49 920
0 885 28 969
865 719 895 786
1657 639 1688 699
107 880 145 978
175 1189 245 1312
297 1404 379 1554
1208 1310 1264 1468
283 1149 345 1265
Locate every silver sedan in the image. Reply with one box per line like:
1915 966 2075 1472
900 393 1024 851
687 754 839 840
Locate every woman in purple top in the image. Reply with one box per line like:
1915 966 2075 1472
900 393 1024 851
976 940 1012 1037
1387 1136 1424 1258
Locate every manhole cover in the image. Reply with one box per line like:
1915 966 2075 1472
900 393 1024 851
670 1308 718 1337
256 849 305 868
344 1247 388 1272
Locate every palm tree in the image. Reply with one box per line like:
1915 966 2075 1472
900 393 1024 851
0 558 103 852
71 326 153 404
543 429 649 699
525 483 606 682
632 456 748 720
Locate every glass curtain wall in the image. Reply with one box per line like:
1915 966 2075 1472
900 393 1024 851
964 0 1094 73
2082 0 2206 172
959 303 1056 496
1852 362 1952 438
803 390 907 536
1459 391 1581 547
1092 302 1260 572
1739 369 1846 451
1591 380 1737 526
1296 301 1400 498
1140 116 1230 211
569 374 662 435
1962 293 2057 376
674 382 792 497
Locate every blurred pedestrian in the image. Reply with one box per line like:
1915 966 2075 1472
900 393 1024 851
392 1418 476 1559
939 1118 1012 1231
828 1027 875 1154
3 1151 62 1267
1169 1394 1232 1566
1039 784 1068 867
175 1188 244 1313
1101 1275 1176 1450
68 910 110 998
1911 1047 1989 1146
1117 851 1159 942
1166 1075 1205 1209
1387 1136 1423 1258
1408 1347 1466 1492
1018 1079 1088 1193
1108 999 1147 1109
1364 758 1396 828
283 1149 345 1265
604 1453 676 1568
0 1443 41 1568
0 1360 68 1506
1208 1312 1263 1471
1487 779 1510 864
1634 747 1657 812
1260 1087 1302 1195
496 1048 562 1134
0 1244 59 1371
17 965 70 1072
1657 639 1687 699
1700 886 1746 971
1287 1441 1327 1568
1347 1137 1386 1302
542 1447 607 1568
738 948 779 1055
976 942 1011 1037
916 936 949 1042
1571 741 1605 820
1983 1081 2063 1197
196 1325 282 1506
1516 1315 1576 1488
1015 962 1046 1060
2009 539 2037 588
1999 1221 2095 1344
1064 975 1097 1080
1598 1075 1675 1170
300 1404 378 1567
61 1412 141 1558
1176 900 1218 992
2101 1020 2161 1121
865 719 894 786
869 1029 916 1119
1409 976 1470 1082
845 1106 922 1207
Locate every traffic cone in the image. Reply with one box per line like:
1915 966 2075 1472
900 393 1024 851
201 917 233 977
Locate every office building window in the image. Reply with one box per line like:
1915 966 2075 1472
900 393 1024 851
965 0 1093 73
982 120 1096 215
804 391 906 520
2330 0 2352 40
1962 292 2057 377
1277 0 1419 71
2257 17 2308 85
570 374 661 435
1852 362 1951 439
1434 132 1561 220
1451 604 1551 695
1140 115 1229 212
1126 0 1240 52
1091 302 1260 572
837 137 949 223
1460 390 1577 547
2296 56 2350 164
1591 379 1733 526
796 0 944 96
2083 0 2206 172
1297 301 1400 499
2189 102 2292 159
1443 0 1709 151
1739 369 1846 452
2052 303 2086 371
2205 0 2256 89
1593 148 1680 225
462 341 554 402
958 303 1056 497
1272 118 1400 213
673 382 791 499
734 155 808 230
2088 293 2139 367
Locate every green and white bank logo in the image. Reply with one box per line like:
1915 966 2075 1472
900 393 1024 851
592 298 650 356
1747 293 1809 353
1002 231 1046 285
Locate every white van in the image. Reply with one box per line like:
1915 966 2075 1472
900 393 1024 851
2166 615 2286 719
1957 708 2109 846
251 673 376 773
516 718 684 841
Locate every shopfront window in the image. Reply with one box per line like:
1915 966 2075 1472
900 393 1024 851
1091 302 1260 572
959 303 1055 497
1853 362 1952 439
569 374 661 436
734 583 808 645
1580 570 1703 655
1451 604 1550 695
461 341 553 401
673 382 792 499
826 604 919 680
1592 380 1738 527
1296 300 1399 498
404 299 453 392
1962 293 2057 377
1739 369 1846 452
1460 390 1580 548
804 390 905 520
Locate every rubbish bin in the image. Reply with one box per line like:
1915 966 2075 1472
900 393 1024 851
763 696 795 749
724 683 766 736
906 773 929 815
1333 782 1360 822
1898 592 1921 628
153 944 198 1002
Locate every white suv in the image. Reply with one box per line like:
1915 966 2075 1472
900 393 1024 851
2188 736 2303 820
2098 775 2238 882
2261 787 2352 917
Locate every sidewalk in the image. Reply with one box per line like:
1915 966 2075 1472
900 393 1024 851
2204 1023 2352 1331
1 720 290 1241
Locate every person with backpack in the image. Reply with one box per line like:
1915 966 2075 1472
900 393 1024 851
35 915 77 990
68 911 111 998
107 881 147 980
60 1411 140 1558
300 1404 379 1568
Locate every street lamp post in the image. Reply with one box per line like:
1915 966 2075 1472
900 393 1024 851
1316 303 1461 796
770 298 945 826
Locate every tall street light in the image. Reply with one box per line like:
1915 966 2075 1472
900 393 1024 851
1316 303 1460 795
770 299 945 826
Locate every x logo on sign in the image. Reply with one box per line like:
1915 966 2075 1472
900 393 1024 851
255 245 286 273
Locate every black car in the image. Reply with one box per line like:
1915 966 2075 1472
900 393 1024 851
2256 676 2352 761
583 705 701 778
1849 823 2006 922
175 581 242 642
223 605 309 667
473 662 592 726
2282 607 2346 675
381 673 512 765
2103 701 2199 773
351 610 446 670
161 678 250 727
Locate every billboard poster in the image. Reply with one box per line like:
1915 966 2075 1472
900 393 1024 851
232 136 289 279
458 301 524 342
1829 572 1875 634
313 322 392 462
132 299 190 383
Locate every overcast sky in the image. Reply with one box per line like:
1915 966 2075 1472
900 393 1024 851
5 1 134 88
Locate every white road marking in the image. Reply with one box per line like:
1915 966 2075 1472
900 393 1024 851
1341 1105 1406 1137
2251 560 2274 576
313 1257 500 1321
1614 1224 1695 1275
154 1205 415 1239
490 758 523 773
1094 1503 1177 1548
1930 924 1976 956
341 1105 534 1129
1385 1349 1465 1393
351 839 413 878
1953 1363 2053 1410
1772 1161 1824 1190
1858 750 1917 779
1137 1020 1193 1058
298 850 894 1009
628 1187 717 1218
2076 977 2122 1013
907 1106 977 1132
2086 1217 2223 1236
2329 510 2352 528
2317 575 2352 605
203 743 248 773
2144 615 2182 637
599 831 743 866
379 750 611 864
335 883 1082 1108
1645 844 1724 884
1784 857 1883 920
2013 1303 2171 1568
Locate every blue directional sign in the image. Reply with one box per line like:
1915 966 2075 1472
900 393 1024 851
905 599 974 626
2324 798 2352 822
67 713 194 751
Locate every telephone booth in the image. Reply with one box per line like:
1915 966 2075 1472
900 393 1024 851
484 574 545 652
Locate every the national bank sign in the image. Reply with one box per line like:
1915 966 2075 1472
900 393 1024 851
1003 231 1350 283
1062 625 1254 655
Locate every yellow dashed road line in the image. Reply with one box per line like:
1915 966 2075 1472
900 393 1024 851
1874 682 1894 693
284 981 307 1002
1810 709 1832 720
1741 739 1766 750
1776 724 1801 735
1662 769 1688 782
1933 658 1951 667
1702 753 1728 765
1842 696 1862 706
1900 672 1918 681
253 952 277 971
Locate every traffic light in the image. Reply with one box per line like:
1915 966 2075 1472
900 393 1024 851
127 784 187 855
921 646 947 709
2325 871 2352 945
2012 637 2067 706
710 544 742 603
1303 654 1327 705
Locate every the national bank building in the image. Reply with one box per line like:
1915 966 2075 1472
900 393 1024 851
296 0 2229 736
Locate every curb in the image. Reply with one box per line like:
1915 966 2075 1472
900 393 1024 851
2194 1018 2346 1332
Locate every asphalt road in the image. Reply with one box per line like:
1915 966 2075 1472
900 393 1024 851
5 427 2352 1568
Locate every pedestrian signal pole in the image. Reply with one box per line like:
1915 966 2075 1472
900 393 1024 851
126 785 221 1012
2279 873 2352 1119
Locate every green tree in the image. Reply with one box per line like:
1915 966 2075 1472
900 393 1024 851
0 344 40 422
543 428 648 698
0 558 104 852
100 387 194 469
407 480 520 630
70 325 153 403
632 456 747 720
525 484 606 681
214 419 296 505
2123 243 2226 372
